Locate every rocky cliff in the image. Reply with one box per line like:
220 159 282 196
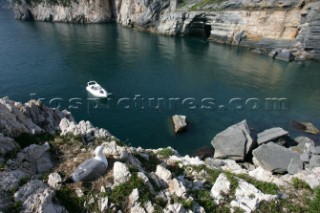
1 97 320 212
13 0 320 61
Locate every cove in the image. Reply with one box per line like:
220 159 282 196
1 10 320 155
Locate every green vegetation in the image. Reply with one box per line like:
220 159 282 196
307 188 320 212
236 173 279 195
189 165 222 184
157 148 175 158
8 202 23 213
14 133 54 148
171 195 193 209
190 189 231 212
225 171 239 197
190 0 224 11
133 153 161 172
104 173 152 211
56 186 86 212
154 196 167 208
292 177 311 190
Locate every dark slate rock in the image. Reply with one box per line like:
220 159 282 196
287 157 304 175
310 146 320 155
309 155 320 168
252 142 300 174
276 49 294 62
300 152 310 162
294 136 315 153
211 120 253 161
257 127 288 145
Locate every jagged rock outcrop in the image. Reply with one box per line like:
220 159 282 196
15 180 67 213
0 133 19 159
7 142 54 175
14 0 112 23
253 142 300 174
12 0 320 60
0 97 72 137
211 120 253 161
59 118 112 142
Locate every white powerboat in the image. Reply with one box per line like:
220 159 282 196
86 81 108 98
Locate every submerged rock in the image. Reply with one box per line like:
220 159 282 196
211 120 253 161
292 121 319 135
275 49 295 62
172 115 188 133
253 142 300 173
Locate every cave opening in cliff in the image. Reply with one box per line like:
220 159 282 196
204 24 211 38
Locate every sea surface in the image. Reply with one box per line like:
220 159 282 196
1 10 320 155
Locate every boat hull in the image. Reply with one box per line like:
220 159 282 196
86 86 107 98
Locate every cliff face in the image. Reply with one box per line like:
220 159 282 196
13 0 320 61
14 0 112 23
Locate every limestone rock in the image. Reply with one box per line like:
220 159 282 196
14 0 112 23
103 141 128 160
11 142 53 174
293 167 320 189
168 178 187 197
47 172 62 190
294 136 315 153
210 173 230 204
13 180 67 212
59 118 112 142
230 179 277 212
300 152 310 162
155 165 172 184
287 157 304 175
99 197 109 212
137 172 155 194
14 180 47 202
0 170 29 192
205 158 225 168
0 97 72 137
275 49 295 62
310 146 320 155
257 127 288 145
113 162 131 185
0 191 12 212
172 115 188 133
129 188 139 207
252 142 300 173
211 120 253 161
164 203 187 213
309 155 320 168
0 133 19 157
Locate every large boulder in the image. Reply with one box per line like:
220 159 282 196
0 97 72 137
9 142 53 174
172 115 188 133
113 162 131 186
211 120 253 161
275 49 294 62
0 170 29 192
0 133 19 158
252 142 300 173
14 180 66 213
59 118 112 142
257 127 288 145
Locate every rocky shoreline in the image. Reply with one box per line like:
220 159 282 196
1 97 320 212
8 0 320 61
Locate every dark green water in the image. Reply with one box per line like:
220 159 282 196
1 10 320 155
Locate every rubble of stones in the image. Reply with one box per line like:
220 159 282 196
1 97 320 213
